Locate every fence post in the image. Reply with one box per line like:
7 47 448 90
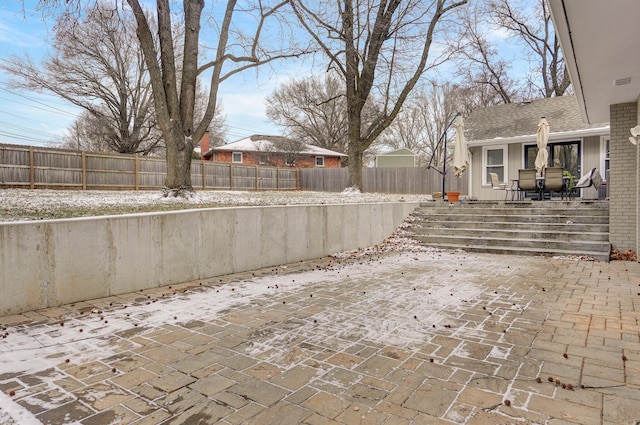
81 151 87 190
134 155 139 191
276 167 280 190
29 146 35 189
255 165 259 191
229 163 233 190
201 158 206 190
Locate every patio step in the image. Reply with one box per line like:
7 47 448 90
404 200 611 261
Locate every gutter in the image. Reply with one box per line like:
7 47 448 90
548 0 591 123
466 126 610 148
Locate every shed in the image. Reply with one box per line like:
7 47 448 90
375 148 417 168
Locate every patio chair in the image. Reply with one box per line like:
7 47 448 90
489 172 508 200
518 169 539 200
543 167 565 199
572 168 605 199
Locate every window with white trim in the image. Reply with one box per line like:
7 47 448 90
232 152 242 163
315 156 325 167
482 145 507 185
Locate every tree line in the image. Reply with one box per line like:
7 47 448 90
4 0 569 194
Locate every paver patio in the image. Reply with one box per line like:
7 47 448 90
0 247 639 424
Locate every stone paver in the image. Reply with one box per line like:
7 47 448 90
1 248 639 424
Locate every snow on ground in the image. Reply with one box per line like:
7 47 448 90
0 188 430 222
0 246 500 424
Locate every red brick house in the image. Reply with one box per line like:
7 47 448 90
201 134 346 168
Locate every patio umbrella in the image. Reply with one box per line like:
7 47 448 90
534 117 549 176
452 115 468 177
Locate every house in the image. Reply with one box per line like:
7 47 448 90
465 95 609 201
548 0 640 256
201 134 346 168
375 148 417 168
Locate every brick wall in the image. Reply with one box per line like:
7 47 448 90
609 102 638 252
209 151 342 168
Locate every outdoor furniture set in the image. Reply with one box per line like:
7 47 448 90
490 167 605 201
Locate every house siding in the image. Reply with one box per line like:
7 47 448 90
376 156 415 168
470 136 608 201
581 135 603 200
609 102 638 252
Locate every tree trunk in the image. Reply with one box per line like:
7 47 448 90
163 125 194 196
347 145 363 190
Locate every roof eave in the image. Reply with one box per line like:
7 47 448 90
466 126 610 147
548 0 591 123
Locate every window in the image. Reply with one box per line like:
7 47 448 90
259 154 268 165
232 152 242 163
482 145 507 185
315 156 325 167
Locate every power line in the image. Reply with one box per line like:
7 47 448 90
0 129 56 145
0 86 80 118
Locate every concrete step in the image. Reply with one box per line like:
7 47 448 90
418 242 611 262
413 213 608 225
419 200 609 210
409 227 609 242
410 234 610 253
406 200 611 261
410 220 609 233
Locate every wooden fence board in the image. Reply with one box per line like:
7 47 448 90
301 166 468 194
0 143 463 194
0 143 303 191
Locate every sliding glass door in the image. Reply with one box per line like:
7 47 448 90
524 141 581 177
524 141 581 197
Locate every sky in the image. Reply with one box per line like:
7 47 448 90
0 1 530 149
0 0 291 147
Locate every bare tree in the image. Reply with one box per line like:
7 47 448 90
266 73 349 153
379 82 465 167
456 4 521 105
289 0 468 190
265 72 383 156
490 0 571 98
454 0 570 104
59 110 164 154
3 3 160 154
268 136 308 166
38 0 309 196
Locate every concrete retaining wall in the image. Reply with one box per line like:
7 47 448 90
0 202 417 316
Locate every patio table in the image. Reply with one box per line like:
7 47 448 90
509 179 522 200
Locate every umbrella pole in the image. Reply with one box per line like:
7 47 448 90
427 112 461 200
442 133 447 197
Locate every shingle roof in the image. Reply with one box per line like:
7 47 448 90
465 95 608 142
210 135 347 157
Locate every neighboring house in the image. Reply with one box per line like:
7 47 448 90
465 95 609 201
201 134 346 168
375 148 417 168
548 0 640 255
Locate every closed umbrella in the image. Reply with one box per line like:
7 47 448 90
534 117 549 176
452 116 468 177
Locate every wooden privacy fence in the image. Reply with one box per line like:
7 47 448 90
0 143 466 194
0 144 299 191
300 166 468 194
